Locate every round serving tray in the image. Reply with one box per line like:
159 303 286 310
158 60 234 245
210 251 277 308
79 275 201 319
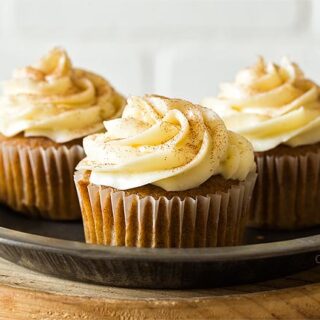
0 206 319 289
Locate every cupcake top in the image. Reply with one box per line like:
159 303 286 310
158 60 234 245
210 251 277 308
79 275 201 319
77 95 255 191
0 48 125 143
202 57 320 152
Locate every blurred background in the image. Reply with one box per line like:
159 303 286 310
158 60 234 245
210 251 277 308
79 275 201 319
0 0 318 102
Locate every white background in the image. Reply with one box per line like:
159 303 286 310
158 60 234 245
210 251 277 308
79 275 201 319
0 0 318 102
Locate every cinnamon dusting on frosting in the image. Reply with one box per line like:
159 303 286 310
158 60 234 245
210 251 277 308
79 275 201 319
202 57 320 151
0 47 125 143
77 95 255 191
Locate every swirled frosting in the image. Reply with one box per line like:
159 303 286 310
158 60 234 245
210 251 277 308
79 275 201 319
202 57 320 152
0 48 125 143
77 95 255 191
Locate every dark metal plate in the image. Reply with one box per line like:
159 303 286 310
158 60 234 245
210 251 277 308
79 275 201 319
0 205 319 289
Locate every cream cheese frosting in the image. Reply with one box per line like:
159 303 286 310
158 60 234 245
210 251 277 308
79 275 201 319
77 95 255 191
0 48 125 143
202 57 320 152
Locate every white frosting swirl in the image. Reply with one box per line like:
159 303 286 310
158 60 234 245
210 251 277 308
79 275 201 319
0 48 125 143
202 57 320 151
77 95 255 191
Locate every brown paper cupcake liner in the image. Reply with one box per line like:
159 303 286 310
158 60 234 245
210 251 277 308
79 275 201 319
0 142 84 220
250 151 320 229
75 172 256 248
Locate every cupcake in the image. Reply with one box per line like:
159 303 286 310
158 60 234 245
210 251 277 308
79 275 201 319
0 47 125 220
75 95 256 248
202 57 320 229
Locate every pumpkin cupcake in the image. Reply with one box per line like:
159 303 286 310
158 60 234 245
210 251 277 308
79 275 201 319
202 57 320 229
75 95 256 248
0 47 125 220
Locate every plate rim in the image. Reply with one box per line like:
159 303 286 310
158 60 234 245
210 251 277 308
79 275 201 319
0 225 319 262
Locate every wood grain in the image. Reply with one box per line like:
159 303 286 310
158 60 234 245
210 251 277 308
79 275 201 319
0 258 320 319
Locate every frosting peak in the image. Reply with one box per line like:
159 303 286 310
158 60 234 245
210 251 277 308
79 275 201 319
202 57 320 151
13 48 72 82
77 95 255 191
0 47 125 143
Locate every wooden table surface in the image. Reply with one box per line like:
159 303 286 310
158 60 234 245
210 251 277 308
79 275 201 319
0 257 319 320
